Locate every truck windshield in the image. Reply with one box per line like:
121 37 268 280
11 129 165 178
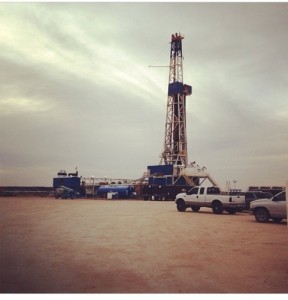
187 188 199 195
273 191 286 201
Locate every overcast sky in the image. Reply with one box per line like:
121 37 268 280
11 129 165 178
0 2 287 190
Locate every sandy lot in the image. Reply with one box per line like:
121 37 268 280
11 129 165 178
0 197 287 293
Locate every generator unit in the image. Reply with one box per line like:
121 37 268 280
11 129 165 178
53 170 84 198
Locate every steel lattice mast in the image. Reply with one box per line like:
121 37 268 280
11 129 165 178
161 33 192 166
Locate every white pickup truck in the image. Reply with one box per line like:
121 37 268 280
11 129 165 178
175 186 245 214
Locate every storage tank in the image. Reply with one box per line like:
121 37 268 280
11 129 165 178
96 185 135 199
180 166 208 177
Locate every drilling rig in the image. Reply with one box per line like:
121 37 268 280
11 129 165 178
143 33 217 200
161 33 190 167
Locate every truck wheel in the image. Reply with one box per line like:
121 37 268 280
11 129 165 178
226 208 237 214
212 201 223 214
254 207 270 223
176 200 186 212
191 206 200 212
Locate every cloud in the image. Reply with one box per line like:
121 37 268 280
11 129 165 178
0 2 287 189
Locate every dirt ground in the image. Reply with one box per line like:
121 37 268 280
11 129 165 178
0 197 287 293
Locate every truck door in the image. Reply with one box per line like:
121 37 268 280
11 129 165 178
186 187 199 205
270 192 286 218
197 187 206 206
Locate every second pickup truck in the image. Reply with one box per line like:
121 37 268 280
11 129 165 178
175 186 245 214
